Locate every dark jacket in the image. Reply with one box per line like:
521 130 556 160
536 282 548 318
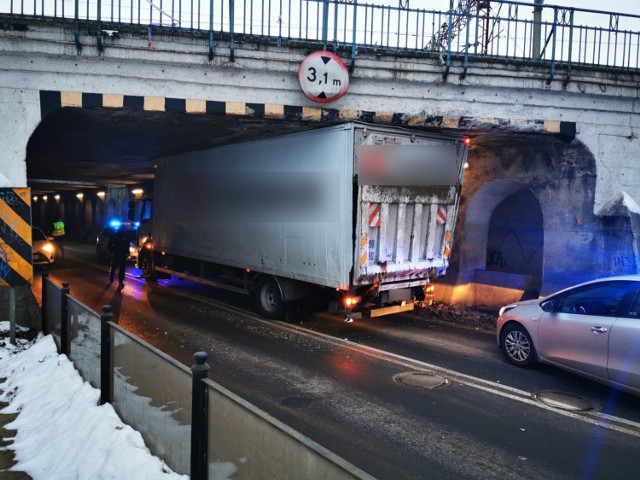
108 229 130 260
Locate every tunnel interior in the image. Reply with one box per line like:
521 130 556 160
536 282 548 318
26 106 337 237
486 189 544 275
486 188 544 298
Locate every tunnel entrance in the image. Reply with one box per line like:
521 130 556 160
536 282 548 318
486 188 544 299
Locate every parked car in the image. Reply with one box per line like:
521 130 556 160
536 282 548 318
32 226 56 265
497 275 640 396
96 221 139 262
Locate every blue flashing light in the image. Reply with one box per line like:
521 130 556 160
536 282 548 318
108 219 139 230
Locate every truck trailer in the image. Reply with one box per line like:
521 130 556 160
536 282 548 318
137 123 468 320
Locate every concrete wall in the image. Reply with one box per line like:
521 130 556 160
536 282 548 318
0 87 40 187
0 20 639 311
437 136 638 309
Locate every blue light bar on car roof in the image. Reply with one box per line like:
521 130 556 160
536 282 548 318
108 219 139 229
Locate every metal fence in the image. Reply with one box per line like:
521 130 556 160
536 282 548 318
2 0 640 76
68 296 102 388
111 325 193 474
39 271 372 479
42 276 62 350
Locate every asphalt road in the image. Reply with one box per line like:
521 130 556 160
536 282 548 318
32 244 640 480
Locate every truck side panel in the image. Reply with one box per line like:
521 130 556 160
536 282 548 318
153 125 354 289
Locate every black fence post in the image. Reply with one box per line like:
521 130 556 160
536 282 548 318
100 305 113 406
60 281 70 355
41 268 49 334
191 352 210 480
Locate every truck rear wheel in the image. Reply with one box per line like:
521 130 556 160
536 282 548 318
139 252 157 281
255 277 284 320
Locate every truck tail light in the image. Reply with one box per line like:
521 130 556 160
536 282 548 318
425 284 435 297
144 242 153 250
342 295 361 309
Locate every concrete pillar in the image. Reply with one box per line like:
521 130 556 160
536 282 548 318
0 87 42 329
0 87 41 187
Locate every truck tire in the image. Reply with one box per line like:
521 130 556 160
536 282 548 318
254 277 285 320
139 251 157 281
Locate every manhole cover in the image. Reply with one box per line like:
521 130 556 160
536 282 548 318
533 391 597 412
394 371 449 389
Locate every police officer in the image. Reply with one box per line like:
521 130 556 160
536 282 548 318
108 225 130 289
51 217 65 258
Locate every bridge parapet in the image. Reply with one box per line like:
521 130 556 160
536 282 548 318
3 0 640 79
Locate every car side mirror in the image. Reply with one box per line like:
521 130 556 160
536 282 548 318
541 300 555 313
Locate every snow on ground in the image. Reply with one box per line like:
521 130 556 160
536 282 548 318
0 322 188 480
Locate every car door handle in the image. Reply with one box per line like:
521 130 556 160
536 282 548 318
590 326 608 334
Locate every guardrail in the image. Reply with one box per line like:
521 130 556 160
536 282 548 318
2 1 639 79
41 270 372 479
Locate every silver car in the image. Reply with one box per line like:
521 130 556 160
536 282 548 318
497 275 640 396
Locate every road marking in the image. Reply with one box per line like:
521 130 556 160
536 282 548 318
278 321 640 438
114 278 640 439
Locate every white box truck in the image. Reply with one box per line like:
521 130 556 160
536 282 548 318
137 123 468 319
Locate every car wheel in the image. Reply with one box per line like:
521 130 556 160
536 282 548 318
501 323 537 368
254 277 284 320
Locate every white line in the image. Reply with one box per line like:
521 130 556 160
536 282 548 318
276 322 640 438
133 284 640 438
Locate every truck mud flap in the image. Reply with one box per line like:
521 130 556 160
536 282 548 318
284 297 316 322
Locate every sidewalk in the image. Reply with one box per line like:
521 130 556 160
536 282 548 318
0 388 31 480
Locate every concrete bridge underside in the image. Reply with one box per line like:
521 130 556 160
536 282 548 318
1 19 639 319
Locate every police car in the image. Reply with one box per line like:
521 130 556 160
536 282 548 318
96 220 140 262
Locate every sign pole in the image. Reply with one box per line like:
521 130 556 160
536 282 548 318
9 286 15 345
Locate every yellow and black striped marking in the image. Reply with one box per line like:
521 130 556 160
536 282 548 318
38 90 576 139
0 188 32 286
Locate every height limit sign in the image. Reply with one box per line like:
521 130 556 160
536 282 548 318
298 51 349 103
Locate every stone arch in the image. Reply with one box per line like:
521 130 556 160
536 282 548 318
83 198 93 225
95 196 105 228
106 198 118 220
453 179 544 308
32 197 45 230
74 196 84 228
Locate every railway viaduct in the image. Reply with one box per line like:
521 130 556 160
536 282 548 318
1 5 639 320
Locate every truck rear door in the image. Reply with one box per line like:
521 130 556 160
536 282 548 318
352 128 467 289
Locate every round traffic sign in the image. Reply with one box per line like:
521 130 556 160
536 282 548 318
298 51 349 103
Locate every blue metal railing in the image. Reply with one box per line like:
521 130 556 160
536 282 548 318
2 0 639 77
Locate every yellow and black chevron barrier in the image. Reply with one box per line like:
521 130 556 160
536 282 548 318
0 188 32 286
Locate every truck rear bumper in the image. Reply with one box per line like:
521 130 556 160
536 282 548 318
368 301 415 317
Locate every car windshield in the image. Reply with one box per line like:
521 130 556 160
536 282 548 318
32 228 47 242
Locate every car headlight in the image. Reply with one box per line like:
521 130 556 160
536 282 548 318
499 305 517 317
43 243 55 254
